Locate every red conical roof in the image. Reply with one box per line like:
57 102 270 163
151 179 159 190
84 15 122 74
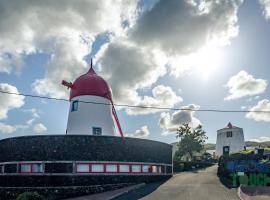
70 66 112 101
224 122 239 129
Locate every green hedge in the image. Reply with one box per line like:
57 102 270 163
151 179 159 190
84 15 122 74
16 192 45 200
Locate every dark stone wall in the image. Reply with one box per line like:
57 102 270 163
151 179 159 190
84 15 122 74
0 174 170 187
0 135 172 164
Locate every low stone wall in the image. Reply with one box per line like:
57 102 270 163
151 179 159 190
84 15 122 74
0 135 172 164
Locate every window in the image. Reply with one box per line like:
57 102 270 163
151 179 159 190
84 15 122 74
152 165 158 173
142 165 151 173
119 164 130 173
45 163 73 173
132 165 141 173
4 164 17 173
91 164 104 172
20 163 43 173
71 100 78 112
106 164 117 172
158 166 162 173
76 164 90 173
0 165 4 173
93 127 102 136
20 164 31 173
32 164 43 173
226 131 233 137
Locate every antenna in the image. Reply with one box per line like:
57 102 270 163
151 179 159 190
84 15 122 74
90 58 93 69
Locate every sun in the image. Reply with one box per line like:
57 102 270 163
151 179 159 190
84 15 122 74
193 45 223 80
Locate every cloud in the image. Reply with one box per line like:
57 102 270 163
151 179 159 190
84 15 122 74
249 136 270 143
33 123 47 133
97 40 181 115
259 0 270 20
125 125 150 138
125 85 182 115
225 71 267 100
0 83 25 120
0 0 137 97
131 0 242 54
0 122 17 134
246 99 270 122
159 104 201 134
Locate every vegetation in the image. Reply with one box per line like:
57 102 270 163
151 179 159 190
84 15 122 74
16 192 46 200
174 124 208 161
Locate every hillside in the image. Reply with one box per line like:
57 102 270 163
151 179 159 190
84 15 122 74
204 141 270 150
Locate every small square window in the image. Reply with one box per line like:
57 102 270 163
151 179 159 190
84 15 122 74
71 100 79 112
226 131 233 137
76 164 90 173
119 164 130 173
93 127 102 136
132 165 141 173
106 164 117 172
92 164 104 172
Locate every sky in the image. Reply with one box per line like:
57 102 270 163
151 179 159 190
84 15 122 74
0 0 270 144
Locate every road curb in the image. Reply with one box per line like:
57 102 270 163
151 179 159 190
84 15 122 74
238 186 248 200
238 185 270 200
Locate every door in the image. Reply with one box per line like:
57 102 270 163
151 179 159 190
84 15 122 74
223 146 230 156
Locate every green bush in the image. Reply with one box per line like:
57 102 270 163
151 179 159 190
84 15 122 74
16 192 46 200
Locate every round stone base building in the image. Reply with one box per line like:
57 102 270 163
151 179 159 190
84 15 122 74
0 63 172 199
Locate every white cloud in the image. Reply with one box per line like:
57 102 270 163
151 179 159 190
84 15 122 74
0 122 17 134
0 83 25 120
125 85 182 115
97 40 176 115
125 125 150 138
259 0 270 20
246 99 270 122
159 104 201 134
225 71 267 100
33 123 47 133
249 136 270 143
0 0 137 97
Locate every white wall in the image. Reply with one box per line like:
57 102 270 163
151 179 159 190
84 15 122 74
215 127 245 157
66 95 116 136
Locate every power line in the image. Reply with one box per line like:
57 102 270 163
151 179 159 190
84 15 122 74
1 90 270 113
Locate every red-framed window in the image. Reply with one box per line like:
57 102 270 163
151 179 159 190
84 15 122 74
105 164 118 173
119 164 130 173
91 163 105 173
142 165 151 173
19 163 43 173
131 164 141 173
76 163 91 173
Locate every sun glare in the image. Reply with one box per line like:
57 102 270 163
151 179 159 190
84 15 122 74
193 45 223 80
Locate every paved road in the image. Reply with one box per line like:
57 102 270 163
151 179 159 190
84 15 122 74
115 165 239 200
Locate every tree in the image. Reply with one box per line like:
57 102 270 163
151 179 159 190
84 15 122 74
174 124 208 161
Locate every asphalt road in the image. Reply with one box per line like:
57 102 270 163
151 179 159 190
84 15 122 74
114 165 239 200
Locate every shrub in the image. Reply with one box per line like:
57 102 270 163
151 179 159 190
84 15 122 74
16 192 46 200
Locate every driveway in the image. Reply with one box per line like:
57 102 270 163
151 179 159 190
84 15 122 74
114 165 239 200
